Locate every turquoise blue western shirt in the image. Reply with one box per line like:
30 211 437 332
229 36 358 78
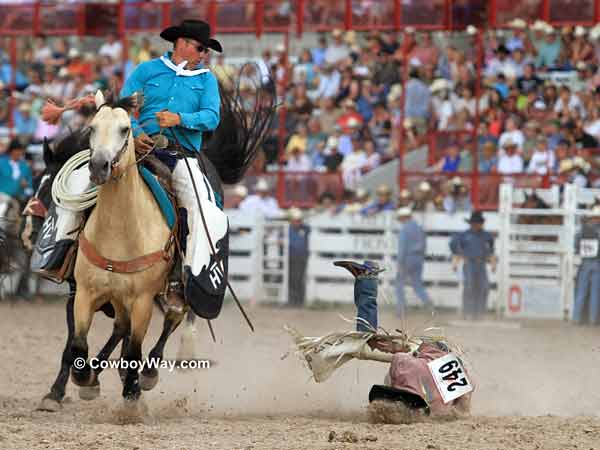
120 51 220 152
0 156 33 200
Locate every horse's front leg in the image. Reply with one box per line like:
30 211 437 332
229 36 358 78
123 296 153 401
37 282 76 411
70 288 99 387
140 306 187 391
78 316 129 401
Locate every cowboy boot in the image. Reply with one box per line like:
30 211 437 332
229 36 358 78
158 258 185 315
333 260 385 278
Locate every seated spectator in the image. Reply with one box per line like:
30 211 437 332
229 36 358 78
324 29 350 65
313 191 338 215
404 67 430 124
336 99 364 135
499 115 525 152
0 138 33 204
225 185 248 209
363 140 381 173
522 120 540 161
554 85 585 119
239 178 282 219
412 181 436 212
433 144 461 173
285 146 312 172
527 138 555 175
285 122 309 155
341 141 367 188
516 63 542 95
306 117 327 156
559 159 589 188
397 188 413 208
571 120 599 149
314 63 341 100
13 103 38 144
442 177 472 214
369 102 391 152
497 139 524 174
485 45 516 79
316 97 341 135
535 26 561 69
479 141 498 173
430 78 454 130
344 187 371 214
360 184 395 216
323 139 344 173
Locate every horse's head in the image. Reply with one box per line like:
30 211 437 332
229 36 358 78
88 90 140 185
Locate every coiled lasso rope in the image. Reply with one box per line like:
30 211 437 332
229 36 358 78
51 149 99 212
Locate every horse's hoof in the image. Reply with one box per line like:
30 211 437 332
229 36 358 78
139 370 159 391
36 395 62 412
118 368 127 384
79 383 100 401
71 365 95 387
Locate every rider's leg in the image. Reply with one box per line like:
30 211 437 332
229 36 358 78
334 260 384 331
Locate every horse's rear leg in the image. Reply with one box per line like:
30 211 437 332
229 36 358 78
123 297 153 401
70 289 97 387
176 309 197 362
140 308 186 391
38 285 76 411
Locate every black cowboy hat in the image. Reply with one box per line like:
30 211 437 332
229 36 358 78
7 138 25 153
160 20 223 53
466 211 485 224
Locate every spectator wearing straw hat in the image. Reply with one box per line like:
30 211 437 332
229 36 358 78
573 204 600 326
239 178 281 219
443 177 471 214
450 211 496 320
395 207 433 318
497 139 524 174
288 207 310 307
412 181 435 212
360 184 395 216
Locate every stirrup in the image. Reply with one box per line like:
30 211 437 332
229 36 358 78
158 281 185 314
333 260 385 279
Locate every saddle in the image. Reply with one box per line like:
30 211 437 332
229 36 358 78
40 156 179 283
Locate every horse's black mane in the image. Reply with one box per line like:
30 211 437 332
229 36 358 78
102 91 139 112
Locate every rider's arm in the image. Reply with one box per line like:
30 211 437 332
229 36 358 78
177 72 220 132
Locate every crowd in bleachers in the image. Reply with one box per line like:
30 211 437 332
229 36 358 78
4 18 600 216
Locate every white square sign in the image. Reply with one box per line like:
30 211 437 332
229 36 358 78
580 239 599 258
427 353 473 403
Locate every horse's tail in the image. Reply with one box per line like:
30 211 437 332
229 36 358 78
203 66 277 185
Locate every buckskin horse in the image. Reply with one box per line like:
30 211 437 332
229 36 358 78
26 75 274 405
20 131 199 410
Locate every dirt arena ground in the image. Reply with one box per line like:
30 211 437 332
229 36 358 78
1 299 600 450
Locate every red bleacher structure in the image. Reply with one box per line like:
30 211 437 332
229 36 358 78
1 0 599 209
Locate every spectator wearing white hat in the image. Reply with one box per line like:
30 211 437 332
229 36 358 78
395 207 433 318
443 177 472 214
412 181 436 212
239 178 282 219
225 184 248 209
341 140 367 189
497 139 524 174
430 78 454 130
570 26 593 65
287 207 310 307
498 116 525 152
535 24 561 68
324 29 350 65
527 137 555 175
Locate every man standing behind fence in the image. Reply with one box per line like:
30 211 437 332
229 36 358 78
288 208 310 307
573 205 600 326
395 207 433 318
449 211 496 320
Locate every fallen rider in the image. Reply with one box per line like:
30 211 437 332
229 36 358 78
287 260 472 420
